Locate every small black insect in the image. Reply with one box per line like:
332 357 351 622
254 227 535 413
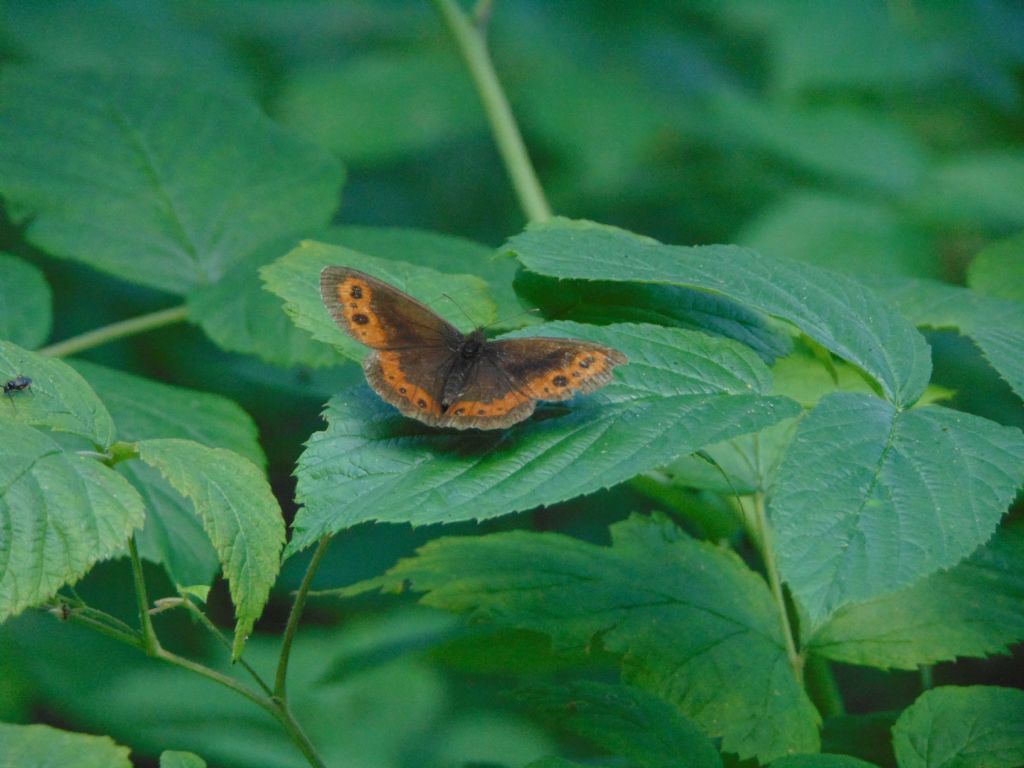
3 375 32 402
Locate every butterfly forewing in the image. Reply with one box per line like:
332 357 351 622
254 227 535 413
320 267 458 350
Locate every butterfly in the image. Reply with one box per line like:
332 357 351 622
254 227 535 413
320 267 627 430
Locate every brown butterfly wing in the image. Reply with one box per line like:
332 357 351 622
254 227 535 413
320 266 459 350
441 338 628 429
321 267 461 423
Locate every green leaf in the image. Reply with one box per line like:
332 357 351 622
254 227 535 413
524 759 589 768
0 69 343 294
0 722 132 768
914 151 1024 229
277 48 484 164
770 393 1024 627
2 0 249 95
288 321 800 552
187 240 339 368
260 240 499 361
0 422 145 620
705 93 927 193
355 514 820 762
517 681 722 768
0 341 116 448
968 232 1024 302
159 751 207 768
69 360 264 467
506 218 931 408
69 360 262 589
739 192 939 279
892 686 1024 768
135 439 285 658
771 756 880 768
864 276 1024 402
809 522 1024 669
0 253 52 349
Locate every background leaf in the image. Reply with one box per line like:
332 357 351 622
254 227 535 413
355 514 820 762
865 277 1024 403
135 439 285 658
160 752 207 768
516 681 722 768
0 422 144 620
770 393 1024 626
892 686 1024 768
0 342 116 448
968 232 1024 302
0 722 132 768
809 522 1024 669
0 253 52 349
506 218 932 407
0 69 343 294
288 321 800 552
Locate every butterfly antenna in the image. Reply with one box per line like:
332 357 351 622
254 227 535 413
439 292 478 326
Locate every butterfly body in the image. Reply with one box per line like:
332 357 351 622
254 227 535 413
321 267 626 430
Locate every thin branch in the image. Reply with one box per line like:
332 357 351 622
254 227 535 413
432 0 552 223
275 535 332 699
127 535 160 656
39 305 189 358
180 597 275 698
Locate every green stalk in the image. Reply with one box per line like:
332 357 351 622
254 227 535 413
39 305 188 358
432 0 552 223
275 535 332 699
127 535 160 656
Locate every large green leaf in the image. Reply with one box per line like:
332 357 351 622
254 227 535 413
260 241 498 362
517 681 722 768
159 752 207 768
892 686 1024 768
0 722 132 768
69 360 264 467
770 393 1024 627
353 514 821 762
506 218 931 408
0 341 116 448
809 522 1024 669
0 69 343 294
867 276 1024 402
288 321 800 553
135 439 285 658
0 253 52 349
0 422 145 620
277 48 484 164
968 232 1024 302
771 756 879 768
70 360 263 589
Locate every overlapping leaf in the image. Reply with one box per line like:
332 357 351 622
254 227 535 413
809 522 1024 669
0 253 52 349
517 681 721 768
506 218 931 407
135 439 285 658
0 69 343 294
865 276 1024 401
0 723 132 768
770 393 1024 626
0 423 145 620
288 321 800 552
892 686 1024 768
71 360 264 588
0 341 115 448
353 514 820 761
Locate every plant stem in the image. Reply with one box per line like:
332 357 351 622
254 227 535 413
275 535 332 699
38 305 189 358
804 653 846 717
752 490 804 684
156 648 327 768
127 535 160 656
431 0 552 223
181 598 275 697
